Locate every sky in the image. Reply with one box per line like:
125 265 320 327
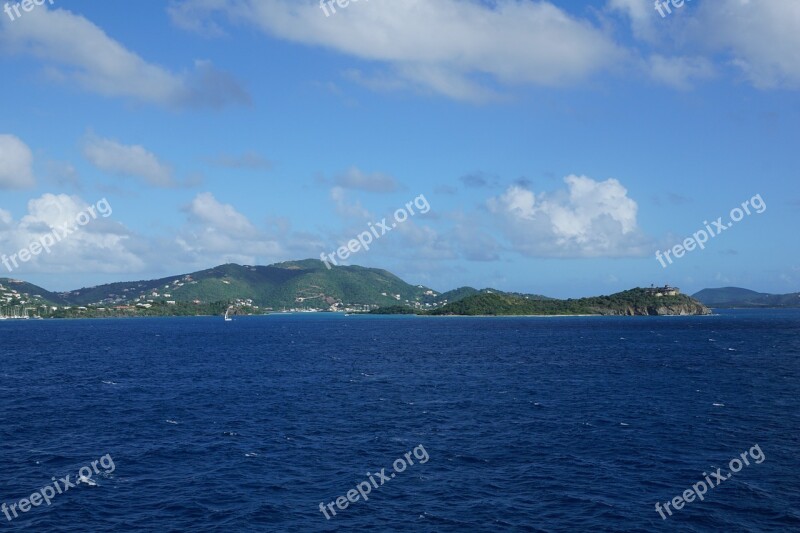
0 0 798 298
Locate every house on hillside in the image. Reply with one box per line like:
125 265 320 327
646 285 680 297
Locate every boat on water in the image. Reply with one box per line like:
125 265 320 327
224 307 233 322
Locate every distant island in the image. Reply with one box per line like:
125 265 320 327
371 287 711 316
0 261 723 319
692 287 800 308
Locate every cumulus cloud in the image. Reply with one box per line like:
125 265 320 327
488 175 649 257
82 136 175 188
0 5 249 108
176 192 292 266
0 193 143 274
168 0 626 101
185 192 256 235
0 192 324 276
0 134 36 189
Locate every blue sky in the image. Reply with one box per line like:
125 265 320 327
0 0 798 297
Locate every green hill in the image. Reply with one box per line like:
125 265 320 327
693 287 800 308
59 260 441 310
0 278 69 306
1 260 507 318
5 264 712 318
436 287 480 303
424 288 710 316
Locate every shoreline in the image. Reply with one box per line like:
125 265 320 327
384 314 713 318
0 311 724 321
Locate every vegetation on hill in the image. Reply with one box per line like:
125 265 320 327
3 260 489 318
0 278 69 306
371 288 711 316
692 287 800 308
59 261 439 310
436 287 480 303
3 264 714 319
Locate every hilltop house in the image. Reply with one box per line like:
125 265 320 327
646 285 680 297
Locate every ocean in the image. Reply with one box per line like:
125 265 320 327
1 310 798 531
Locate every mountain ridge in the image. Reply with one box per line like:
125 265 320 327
3 260 465 314
692 287 800 308
10 263 784 317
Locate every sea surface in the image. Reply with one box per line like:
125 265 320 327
1 310 799 532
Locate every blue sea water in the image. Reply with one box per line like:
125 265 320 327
1 310 799 532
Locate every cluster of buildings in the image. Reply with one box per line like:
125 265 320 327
3 274 454 317
645 285 681 297
105 276 198 307
379 287 458 311
0 281 50 319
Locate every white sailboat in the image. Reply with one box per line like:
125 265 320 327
224 306 233 322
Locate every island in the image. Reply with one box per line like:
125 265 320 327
371 287 711 316
1 263 711 319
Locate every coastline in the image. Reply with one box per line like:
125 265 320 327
0 312 723 321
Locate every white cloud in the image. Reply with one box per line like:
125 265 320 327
169 0 626 101
82 136 175 188
488 175 649 257
0 208 12 228
0 193 144 274
330 186 371 219
607 0 657 42
393 64 503 103
648 55 715 90
609 0 800 91
695 0 800 89
0 6 249 108
186 192 256 235
167 0 228 37
176 192 293 266
0 134 36 189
